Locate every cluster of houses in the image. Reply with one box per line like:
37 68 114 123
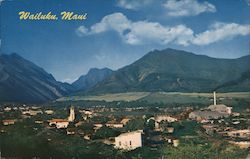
1 91 249 151
189 92 250 149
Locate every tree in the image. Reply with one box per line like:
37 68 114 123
94 126 120 139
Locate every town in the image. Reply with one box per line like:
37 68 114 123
0 92 249 158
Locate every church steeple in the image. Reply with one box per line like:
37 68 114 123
68 106 75 122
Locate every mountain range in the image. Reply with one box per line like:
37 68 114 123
0 48 249 103
85 48 250 94
0 53 74 103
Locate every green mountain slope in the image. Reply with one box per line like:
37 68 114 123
86 48 250 94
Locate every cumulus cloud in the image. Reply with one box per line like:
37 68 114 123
117 0 153 10
163 0 216 17
76 13 193 46
76 12 250 46
192 22 250 45
246 0 250 6
76 26 89 37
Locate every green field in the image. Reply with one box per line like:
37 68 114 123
54 92 250 110
57 92 151 102
57 92 250 102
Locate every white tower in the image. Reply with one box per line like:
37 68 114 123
213 91 217 105
68 106 75 122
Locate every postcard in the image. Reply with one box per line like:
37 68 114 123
0 0 249 158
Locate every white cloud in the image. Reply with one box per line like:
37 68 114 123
117 0 153 10
124 22 193 45
163 0 216 17
76 13 250 46
90 13 130 35
76 13 194 46
246 0 250 6
192 22 250 45
75 26 89 37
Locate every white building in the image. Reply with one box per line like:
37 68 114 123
155 115 178 131
3 107 12 112
49 119 69 129
115 130 142 150
2 119 16 125
155 115 178 123
45 110 54 115
22 110 43 116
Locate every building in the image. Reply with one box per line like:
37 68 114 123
120 118 130 125
226 129 250 139
93 123 103 130
22 110 43 116
49 119 69 129
106 123 124 128
115 130 142 150
68 106 75 122
208 91 232 114
208 104 232 115
3 107 12 112
2 119 16 125
189 110 228 120
155 115 178 123
45 110 54 115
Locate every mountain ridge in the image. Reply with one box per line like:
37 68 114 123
72 67 113 91
85 48 250 94
0 53 74 103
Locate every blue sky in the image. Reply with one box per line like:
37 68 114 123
0 0 250 83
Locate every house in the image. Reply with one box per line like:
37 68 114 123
22 110 43 116
120 118 130 125
155 115 178 123
229 141 250 149
106 123 124 128
166 127 174 133
154 115 178 131
2 119 16 125
226 129 250 139
164 136 179 147
115 130 142 150
173 139 180 147
48 119 69 129
35 120 43 124
66 128 76 135
45 110 54 115
79 109 93 117
3 107 11 112
93 123 103 130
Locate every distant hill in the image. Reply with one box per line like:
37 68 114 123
86 48 250 94
72 68 113 91
0 53 74 103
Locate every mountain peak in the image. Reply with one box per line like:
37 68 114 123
87 48 250 94
88 67 112 74
72 67 113 91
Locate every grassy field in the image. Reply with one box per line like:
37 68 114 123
57 92 151 102
57 92 250 102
